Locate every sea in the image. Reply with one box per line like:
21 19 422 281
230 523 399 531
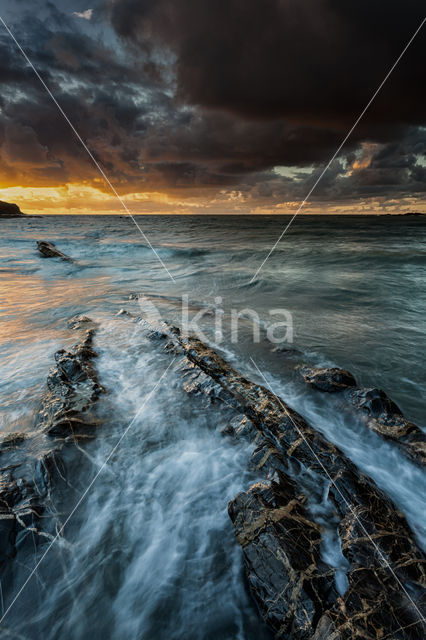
0 214 425 638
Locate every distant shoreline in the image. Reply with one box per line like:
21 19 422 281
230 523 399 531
1 198 425 217
5 211 425 217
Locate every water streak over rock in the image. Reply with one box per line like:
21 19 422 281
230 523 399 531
300 366 425 466
143 321 426 638
0 321 104 576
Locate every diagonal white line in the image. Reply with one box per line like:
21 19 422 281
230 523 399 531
249 16 426 284
0 356 177 625
0 15 176 284
249 356 426 630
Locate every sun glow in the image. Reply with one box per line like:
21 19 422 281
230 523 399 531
0 183 188 215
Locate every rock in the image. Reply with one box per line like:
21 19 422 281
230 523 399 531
271 346 302 356
37 240 73 262
299 363 425 465
311 500 426 639
229 475 337 638
0 449 63 576
348 387 426 466
220 423 236 437
39 328 104 437
300 366 357 391
313 566 425 639
0 323 105 575
349 386 403 421
144 321 426 639
0 200 25 217
67 315 94 330
1 432 28 448
221 415 257 441
118 310 167 337
177 358 235 405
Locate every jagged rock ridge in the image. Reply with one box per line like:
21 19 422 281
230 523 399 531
0 319 104 577
141 320 426 639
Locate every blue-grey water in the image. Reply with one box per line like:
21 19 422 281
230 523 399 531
0 214 425 639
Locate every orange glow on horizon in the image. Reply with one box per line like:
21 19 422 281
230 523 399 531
0 183 199 215
1 181 425 216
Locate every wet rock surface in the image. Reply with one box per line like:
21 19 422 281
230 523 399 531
348 388 426 465
300 367 425 466
38 325 104 437
142 320 426 639
229 475 337 638
313 565 426 640
0 322 104 576
37 240 73 262
300 366 357 391
4 306 424 637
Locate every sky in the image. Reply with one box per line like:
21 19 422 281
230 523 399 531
0 0 425 215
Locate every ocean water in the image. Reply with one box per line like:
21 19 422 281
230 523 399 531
0 214 425 638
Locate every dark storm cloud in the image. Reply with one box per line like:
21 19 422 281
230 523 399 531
0 0 425 206
109 0 425 125
107 0 426 200
0 8 171 189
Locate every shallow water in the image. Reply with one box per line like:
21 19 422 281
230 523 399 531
0 214 425 638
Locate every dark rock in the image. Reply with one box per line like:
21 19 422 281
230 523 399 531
177 358 235 405
1 432 28 448
229 475 337 638
37 240 73 262
348 388 426 466
0 323 105 575
313 567 426 639
67 315 93 330
271 346 302 356
146 321 426 639
300 366 357 391
350 387 403 418
0 200 25 217
299 365 425 466
220 423 236 437
223 415 257 441
39 328 104 438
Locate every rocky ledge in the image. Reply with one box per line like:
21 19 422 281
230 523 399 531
37 240 74 262
2 307 424 638
139 319 425 639
0 318 104 576
300 366 425 466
